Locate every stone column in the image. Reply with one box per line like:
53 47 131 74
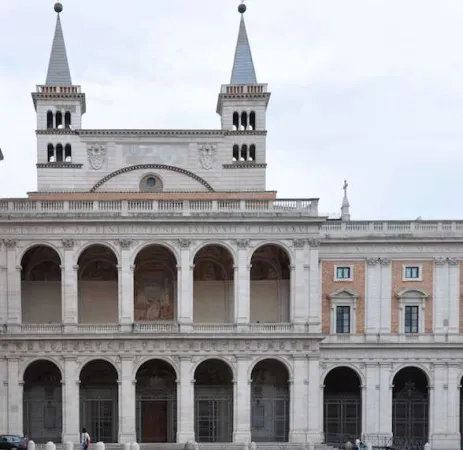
447 258 460 334
289 355 307 442
377 364 393 442
7 357 22 435
378 258 392 334
118 357 136 443
177 240 193 331
118 240 134 330
307 356 322 444
62 239 78 330
308 239 321 333
291 239 308 329
433 258 448 334
62 357 79 443
365 258 381 335
430 363 460 450
177 357 195 443
233 356 251 442
5 240 21 331
234 240 250 327
0 358 7 435
0 241 7 325
362 363 380 442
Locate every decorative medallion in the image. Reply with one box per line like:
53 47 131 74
198 144 217 170
87 144 107 170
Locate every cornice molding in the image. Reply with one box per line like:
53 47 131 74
36 130 78 136
77 129 225 137
223 163 267 169
36 163 83 169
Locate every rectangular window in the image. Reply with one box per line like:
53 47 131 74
335 266 352 280
336 306 351 334
404 305 419 333
404 266 420 280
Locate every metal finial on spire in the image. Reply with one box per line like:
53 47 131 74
238 1 246 14
341 179 351 221
54 1 63 13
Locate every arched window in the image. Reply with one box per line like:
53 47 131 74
232 145 239 161
240 111 248 130
249 111 256 130
64 144 72 162
64 111 71 129
47 144 55 162
55 144 63 162
55 111 63 129
232 112 239 131
240 145 248 162
249 144 256 161
46 111 54 129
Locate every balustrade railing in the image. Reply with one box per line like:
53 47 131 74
0 198 319 217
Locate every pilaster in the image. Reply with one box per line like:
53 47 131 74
447 258 460 334
289 355 307 442
177 240 193 330
291 239 308 328
5 240 21 330
62 357 79 443
233 356 251 442
307 356 322 444
62 239 78 330
378 364 393 440
379 258 392 334
7 357 22 435
362 363 380 440
118 240 134 330
0 241 7 324
0 358 7 434
234 240 251 326
177 357 195 443
433 258 448 334
308 239 321 333
118 357 136 443
365 258 381 334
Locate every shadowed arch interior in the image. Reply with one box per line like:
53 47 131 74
135 359 177 443
193 245 235 323
323 366 362 446
77 245 118 324
134 245 178 321
23 360 63 443
194 359 233 443
392 367 429 446
250 359 290 442
79 360 119 443
21 245 62 324
250 244 291 323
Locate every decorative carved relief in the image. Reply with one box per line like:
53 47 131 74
87 144 107 170
366 257 379 266
434 257 447 265
198 144 217 170
293 239 306 249
379 258 391 266
308 238 321 248
235 239 250 249
177 239 192 249
62 239 74 249
118 239 133 250
3 239 17 249
447 257 459 265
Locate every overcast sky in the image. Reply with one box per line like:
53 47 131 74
1 0 463 220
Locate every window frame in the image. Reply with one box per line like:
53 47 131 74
397 288 428 334
402 264 423 281
329 289 358 335
334 264 353 282
335 305 351 334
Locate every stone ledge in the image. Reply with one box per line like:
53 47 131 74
36 163 83 169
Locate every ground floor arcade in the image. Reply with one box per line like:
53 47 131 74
0 350 462 450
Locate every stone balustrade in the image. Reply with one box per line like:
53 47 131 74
0 198 319 217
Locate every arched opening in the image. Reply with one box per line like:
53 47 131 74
232 112 239 131
250 244 291 323
80 360 119 443
64 144 72 162
240 111 248 130
55 144 63 162
77 245 118 324
47 144 55 162
55 111 63 129
46 111 54 129
134 245 177 321
232 144 239 162
64 111 71 129
240 145 248 162
323 366 362 446
194 359 233 442
249 111 256 130
21 245 62 323
193 245 234 323
249 144 256 162
135 360 177 443
392 367 429 447
250 359 290 442
23 360 62 443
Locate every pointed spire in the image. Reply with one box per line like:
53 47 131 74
341 180 351 221
46 2 72 85
230 3 257 85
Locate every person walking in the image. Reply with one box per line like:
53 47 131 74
81 428 91 450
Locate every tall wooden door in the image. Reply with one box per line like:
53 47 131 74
141 401 167 442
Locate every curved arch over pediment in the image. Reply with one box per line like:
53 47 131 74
328 288 359 299
397 288 429 299
90 164 215 192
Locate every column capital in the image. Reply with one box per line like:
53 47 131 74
235 239 250 249
366 257 379 266
379 258 391 266
308 238 321 248
177 239 192 249
118 239 133 250
62 239 74 249
292 239 306 249
448 257 460 266
3 239 17 249
15 265 22 272
434 257 447 266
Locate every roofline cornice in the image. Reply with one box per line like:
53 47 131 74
31 92 86 114
77 129 226 137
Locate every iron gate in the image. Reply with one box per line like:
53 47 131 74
324 396 361 446
251 396 289 442
23 398 62 443
194 387 233 442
